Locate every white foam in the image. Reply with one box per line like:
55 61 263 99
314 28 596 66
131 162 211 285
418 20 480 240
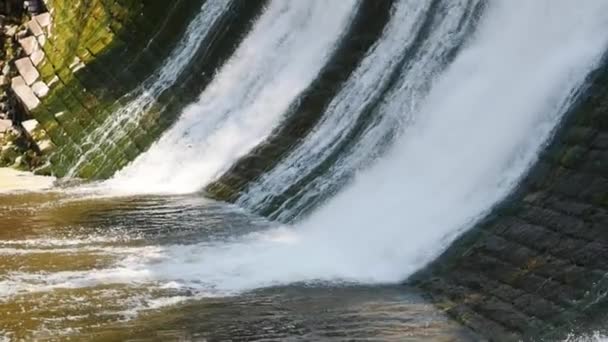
105 0 359 194
74 0 608 291
238 0 481 220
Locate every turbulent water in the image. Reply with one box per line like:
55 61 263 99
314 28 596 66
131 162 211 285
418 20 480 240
238 0 483 221
61 0 608 309
3 0 608 340
90 0 608 289
106 0 359 194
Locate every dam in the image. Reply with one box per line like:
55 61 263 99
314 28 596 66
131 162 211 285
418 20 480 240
1 1 608 341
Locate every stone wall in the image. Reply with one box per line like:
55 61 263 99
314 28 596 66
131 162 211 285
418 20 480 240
412 61 608 341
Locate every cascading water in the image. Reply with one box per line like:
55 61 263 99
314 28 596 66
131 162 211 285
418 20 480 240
64 0 233 177
10 0 608 298
237 0 483 221
104 0 359 194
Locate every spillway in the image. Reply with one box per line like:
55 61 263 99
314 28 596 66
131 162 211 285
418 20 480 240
105 0 359 194
2 0 608 340
64 0 233 178
26 0 607 295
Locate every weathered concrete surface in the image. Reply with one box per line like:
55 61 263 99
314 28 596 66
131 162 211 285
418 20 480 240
411 61 608 341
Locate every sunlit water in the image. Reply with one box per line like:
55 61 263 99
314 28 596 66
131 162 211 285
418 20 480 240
0 191 475 341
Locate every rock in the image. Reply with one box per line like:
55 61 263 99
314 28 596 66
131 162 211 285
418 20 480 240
31 81 49 97
18 36 40 55
34 13 51 28
2 63 10 76
0 75 7 86
4 25 17 37
0 119 12 133
30 49 45 66
14 57 40 85
21 119 39 135
11 76 40 110
27 18 44 36
37 34 46 47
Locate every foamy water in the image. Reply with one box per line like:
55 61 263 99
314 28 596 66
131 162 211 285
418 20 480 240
8 0 608 297
105 0 359 194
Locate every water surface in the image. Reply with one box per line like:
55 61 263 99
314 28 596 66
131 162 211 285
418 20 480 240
0 191 474 341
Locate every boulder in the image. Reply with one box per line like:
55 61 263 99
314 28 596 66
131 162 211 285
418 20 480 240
11 76 40 110
14 57 40 85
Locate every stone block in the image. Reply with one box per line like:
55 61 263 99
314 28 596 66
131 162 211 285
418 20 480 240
18 36 40 55
30 49 45 66
28 18 44 36
31 81 49 97
14 57 40 85
21 119 39 135
34 13 52 28
11 76 40 110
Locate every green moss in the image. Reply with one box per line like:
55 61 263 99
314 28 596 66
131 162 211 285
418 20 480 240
560 145 588 168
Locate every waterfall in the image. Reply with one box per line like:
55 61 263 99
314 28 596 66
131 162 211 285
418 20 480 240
104 0 359 194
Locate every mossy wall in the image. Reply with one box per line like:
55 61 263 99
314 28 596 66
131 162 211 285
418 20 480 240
18 0 204 178
412 61 608 341
13 0 266 179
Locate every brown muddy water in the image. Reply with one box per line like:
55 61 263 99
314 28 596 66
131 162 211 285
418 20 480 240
0 188 476 341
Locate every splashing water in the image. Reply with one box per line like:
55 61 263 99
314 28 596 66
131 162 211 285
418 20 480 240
237 0 483 221
105 0 359 194
20 0 608 296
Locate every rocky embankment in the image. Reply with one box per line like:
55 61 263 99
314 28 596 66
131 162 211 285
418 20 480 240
0 0 49 171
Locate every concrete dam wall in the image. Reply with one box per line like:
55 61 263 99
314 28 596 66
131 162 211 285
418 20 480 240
1 1 607 341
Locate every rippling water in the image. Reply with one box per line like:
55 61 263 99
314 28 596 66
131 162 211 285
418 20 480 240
0 191 475 341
